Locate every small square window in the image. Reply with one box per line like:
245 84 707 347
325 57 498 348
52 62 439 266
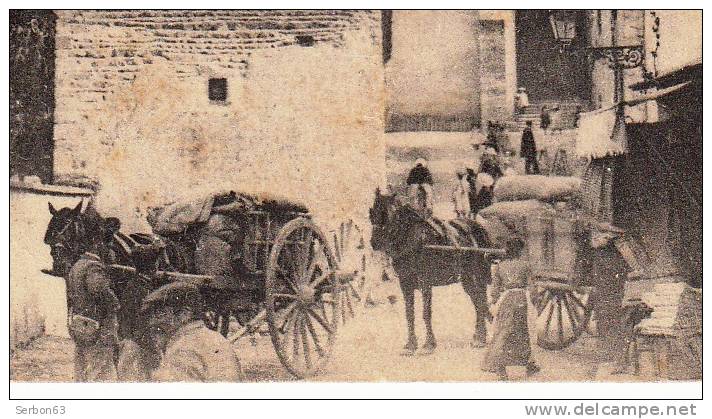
208 78 227 102
295 35 315 47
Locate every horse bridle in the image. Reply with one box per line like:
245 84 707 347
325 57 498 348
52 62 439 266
49 216 86 263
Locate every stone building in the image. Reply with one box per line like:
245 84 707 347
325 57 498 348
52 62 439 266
50 10 386 229
385 10 597 133
10 10 386 347
385 10 516 131
574 10 701 286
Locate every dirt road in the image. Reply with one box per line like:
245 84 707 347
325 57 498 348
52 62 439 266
11 281 637 383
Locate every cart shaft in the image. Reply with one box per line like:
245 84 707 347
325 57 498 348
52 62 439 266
423 245 505 255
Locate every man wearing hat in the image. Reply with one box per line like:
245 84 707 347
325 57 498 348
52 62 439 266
140 282 243 382
406 157 434 216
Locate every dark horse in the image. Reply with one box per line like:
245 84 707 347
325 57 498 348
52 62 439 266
369 189 494 354
44 200 188 277
44 200 189 339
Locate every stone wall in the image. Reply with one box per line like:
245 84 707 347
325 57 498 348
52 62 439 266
385 10 516 131
386 10 481 131
10 184 92 347
53 10 385 232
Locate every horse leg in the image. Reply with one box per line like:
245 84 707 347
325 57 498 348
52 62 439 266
219 310 230 337
401 282 418 355
422 286 437 353
462 277 489 348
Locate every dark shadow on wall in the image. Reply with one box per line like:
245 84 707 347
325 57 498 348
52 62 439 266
10 10 57 183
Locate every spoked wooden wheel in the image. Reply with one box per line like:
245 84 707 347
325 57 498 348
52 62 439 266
333 220 368 325
531 281 593 350
266 217 338 378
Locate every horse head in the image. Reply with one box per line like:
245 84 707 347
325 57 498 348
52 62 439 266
43 200 121 277
369 187 424 255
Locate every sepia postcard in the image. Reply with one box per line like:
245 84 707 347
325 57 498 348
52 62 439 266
8 6 702 403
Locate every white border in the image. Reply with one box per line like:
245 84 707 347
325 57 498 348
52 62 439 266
3 0 708 408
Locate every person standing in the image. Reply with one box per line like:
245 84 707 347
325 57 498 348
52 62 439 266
66 245 120 382
484 121 500 153
481 238 540 380
452 168 471 218
574 105 582 128
520 121 540 175
406 158 434 216
540 105 551 133
141 282 243 382
478 147 504 180
586 222 630 374
515 87 529 113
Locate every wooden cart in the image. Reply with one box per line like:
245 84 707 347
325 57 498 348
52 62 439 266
111 200 361 379
526 215 595 350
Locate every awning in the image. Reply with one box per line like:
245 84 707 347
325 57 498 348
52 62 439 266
624 81 692 106
629 59 701 90
575 105 627 159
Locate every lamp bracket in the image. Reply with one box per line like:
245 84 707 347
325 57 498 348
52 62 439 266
588 45 645 69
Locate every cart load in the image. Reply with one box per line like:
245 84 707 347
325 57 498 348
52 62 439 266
476 174 605 351
146 190 308 236
493 175 581 203
114 189 366 379
476 199 556 247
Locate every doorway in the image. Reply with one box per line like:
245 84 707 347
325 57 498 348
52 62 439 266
515 10 591 104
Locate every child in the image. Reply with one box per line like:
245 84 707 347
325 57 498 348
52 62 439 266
481 237 540 380
452 168 471 218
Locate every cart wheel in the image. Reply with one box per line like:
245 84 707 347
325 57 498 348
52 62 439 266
266 217 338 378
333 220 368 325
532 284 593 350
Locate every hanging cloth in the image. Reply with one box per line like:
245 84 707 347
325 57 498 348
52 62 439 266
575 105 628 159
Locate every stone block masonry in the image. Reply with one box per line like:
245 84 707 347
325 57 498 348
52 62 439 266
53 10 386 232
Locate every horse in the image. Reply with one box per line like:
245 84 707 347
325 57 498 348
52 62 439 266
44 200 189 277
43 199 190 340
369 188 494 355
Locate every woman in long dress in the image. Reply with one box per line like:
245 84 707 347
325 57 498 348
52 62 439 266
481 238 540 379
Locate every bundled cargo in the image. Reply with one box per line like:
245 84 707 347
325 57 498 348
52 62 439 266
493 175 581 203
476 199 555 246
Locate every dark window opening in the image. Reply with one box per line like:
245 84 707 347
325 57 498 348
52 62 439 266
295 35 315 47
382 10 393 64
208 78 227 102
10 10 57 183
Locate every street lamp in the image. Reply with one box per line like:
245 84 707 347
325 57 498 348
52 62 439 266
548 10 644 70
548 10 577 51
